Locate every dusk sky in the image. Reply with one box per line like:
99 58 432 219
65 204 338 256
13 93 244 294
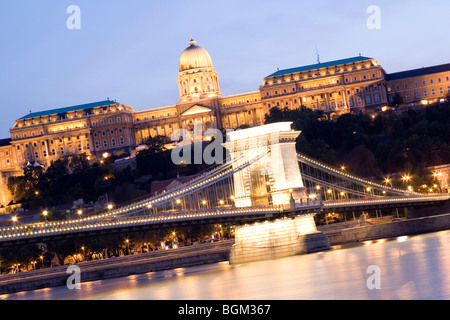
0 0 449 138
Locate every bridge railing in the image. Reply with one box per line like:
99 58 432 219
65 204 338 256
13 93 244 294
297 153 423 197
0 206 283 242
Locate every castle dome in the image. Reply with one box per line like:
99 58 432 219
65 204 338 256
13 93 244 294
179 38 214 72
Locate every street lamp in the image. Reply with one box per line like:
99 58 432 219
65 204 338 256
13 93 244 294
77 210 83 217
107 204 113 210
402 175 411 182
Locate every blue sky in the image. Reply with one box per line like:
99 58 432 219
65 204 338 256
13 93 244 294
0 0 449 138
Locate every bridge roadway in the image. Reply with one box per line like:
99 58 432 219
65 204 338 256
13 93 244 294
0 205 317 248
0 195 448 248
0 240 235 295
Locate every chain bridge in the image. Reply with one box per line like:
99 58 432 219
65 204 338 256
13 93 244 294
0 122 448 248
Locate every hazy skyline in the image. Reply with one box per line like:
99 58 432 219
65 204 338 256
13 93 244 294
0 0 449 138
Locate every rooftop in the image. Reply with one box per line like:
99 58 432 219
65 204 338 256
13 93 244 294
17 100 119 121
385 63 450 81
266 56 374 78
0 138 11 147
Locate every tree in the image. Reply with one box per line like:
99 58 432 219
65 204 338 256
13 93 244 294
389 92 404 107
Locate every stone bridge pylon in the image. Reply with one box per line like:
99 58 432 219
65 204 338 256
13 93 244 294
225 122 306 208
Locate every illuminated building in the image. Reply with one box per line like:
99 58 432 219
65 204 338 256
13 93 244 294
386 63 450 106
0 36 449 207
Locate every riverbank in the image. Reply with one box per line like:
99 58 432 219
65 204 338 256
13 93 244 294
0 240 233 295
319 212 450 245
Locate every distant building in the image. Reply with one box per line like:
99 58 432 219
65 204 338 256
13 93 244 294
0 37 449 206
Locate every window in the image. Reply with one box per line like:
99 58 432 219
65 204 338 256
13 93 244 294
422 80 426 86
34 152 39 160
43 150 47 157
404 83 408 89
52 149 55 155
330 102 335 109
424 90 428 97
357 97 362 105
103 140 108 147
415 91 420 99
102 131 106 136
118 128 123 133
108 119 113 124
447 77 449 81
95 141 99 149
405 93 410 100
372 73 376 78
415 82 418 87
94 132 98 137
60 147 64 154
438 78 442 83
33 142 37 147
110 130 114 135
6 159 10 166
120 137 124 145
365 96 371 104
430 79 434 84
440 87 444 94
17 146 20 150
432 88 436 95
396 85 400 90
117 117 121 123
100 120 104 125
375 93 380 102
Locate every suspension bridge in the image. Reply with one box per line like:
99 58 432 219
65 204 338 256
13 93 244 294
0 122 448 248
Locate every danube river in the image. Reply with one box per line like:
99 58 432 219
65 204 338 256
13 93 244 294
2 230 450 300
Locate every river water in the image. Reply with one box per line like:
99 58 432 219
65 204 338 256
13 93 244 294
2 230 450 300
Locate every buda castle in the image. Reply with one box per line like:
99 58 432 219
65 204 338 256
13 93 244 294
0 37 449 207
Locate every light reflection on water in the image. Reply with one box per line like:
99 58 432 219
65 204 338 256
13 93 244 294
3 230 450 300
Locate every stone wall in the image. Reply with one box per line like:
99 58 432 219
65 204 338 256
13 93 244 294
324 212 450 245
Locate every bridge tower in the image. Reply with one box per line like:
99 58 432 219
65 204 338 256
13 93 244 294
225 122 306 208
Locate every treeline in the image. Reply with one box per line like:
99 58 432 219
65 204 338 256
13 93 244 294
265 102 450 187
0 224 229 273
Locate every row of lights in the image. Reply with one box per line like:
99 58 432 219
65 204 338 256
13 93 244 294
298 154 419 195
324 195 449 207
0 207 280 240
